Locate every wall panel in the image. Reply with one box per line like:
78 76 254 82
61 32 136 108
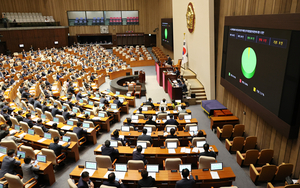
215 0 300 178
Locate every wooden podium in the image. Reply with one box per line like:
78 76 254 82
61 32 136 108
139 70 145 83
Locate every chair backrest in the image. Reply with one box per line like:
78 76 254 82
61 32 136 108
191 137 206 146
244 149 259 166
0 140 17 151
136 114 144 119
0 114 6 123
45 111 53 121
63 104 71 111
136 140 151 147
244 136 257 151
232 124 245 137
185 123 198 131
36 108 42 117
220 124 233 138
56 114 65 123
48 129 60 139
175 105 182 110
85 109 95 115
143 105 152 110
83 120 94 128
165 125 177 131
144 124 156 132
21 100 27 108
128 85 134 92
127 160 144 170
157 113 167 119
178 113 188 119
198 156 216 169
41 148 57 165
20 145 35 159
10 117 19 126
165 158 182 170
28 103 35 111
70 118 78 125
4 173 23 188
285 185 300 188
257 164 277 182
231 137 245 152
65 132 79 143
257 149 274 165
135 85 141 91
73 107 80 113
54 100 63 109
274 163 294 181
33 125 44 137
20 121 29 132
67 178 78 188
100 185 117 188
95 155 112 168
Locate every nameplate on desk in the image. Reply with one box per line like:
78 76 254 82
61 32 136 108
180 147 191 153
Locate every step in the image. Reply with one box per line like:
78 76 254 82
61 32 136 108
196 100 203 104
196 96 207 100
190 88 205 92
194 92 206 96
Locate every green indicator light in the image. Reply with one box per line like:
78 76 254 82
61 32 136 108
241 47 257 79
165 29 168 39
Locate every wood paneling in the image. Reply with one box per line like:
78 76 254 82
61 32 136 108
215 0 300 178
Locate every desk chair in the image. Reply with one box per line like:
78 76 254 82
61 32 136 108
56 114 66 123
250 164 277 183
236 149 259 166
45 111 53 121
67 178 77 188
136 140 151 147
144 124 157 132
274 163 293 181
184 123 198 131
0 114 6 124
72 107 81 113
95 155 117 168
157 113 167 119
127 85 135 96
48 129 61 139
128 160 145 170
163 158 182 170
21 100 28 109
69 118 78 125
267 182 300 188
135 85 141 98
0 140 22 152
83 120 94 128
178 113 188 119
100 185 117 188
65 132 86 147
36 108 42 117
63 104 71 111
257 149 274 165
165 125 178 132
175 105 183 110
243 136 257 151
217 124 233 139
136 114 144 119
49 97 55 104
232 124 245 137
143 105 152 111
41 148 66 166
28 103 35 111
5 173 37 188
164 138 180 147
189 137 206 147
198 156 216 169
10 117 19 126
20 121 30 133
19 145 40 159
32 125 44 137
225 137 244 152
85 109 95 115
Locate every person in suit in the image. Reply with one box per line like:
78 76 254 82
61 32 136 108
65 96 74 109
174 67 180 77
100 94 108 104
21 156 40 183
49 136 70 159
143 98 155 109
137 129 152 145
52 123 64 136
73 121 87 140
138 169 155 188
15 110 24 122
1 130 24 144
179 105 187 113
76 89 85 101
113 96 122 108
145 115 157 126
33 97 42 109
166 55 172 66
21 88 31 100
41 101 51 113
36 119 49 133
1 108 11 126
111 130 127 146
133 145 147 165
23 113 35 128
102 172 125 188
0 149 21 178
198 143 216 158
67 83 75 95
175 168 195 188
124 118 136 130
101 140 119 161
78 171 94 188
165 115 179 125
51 104 62 117
167 128 178 138
62 108 74 121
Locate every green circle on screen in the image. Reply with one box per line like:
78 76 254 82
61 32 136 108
241 47 257 79
165 28 168 39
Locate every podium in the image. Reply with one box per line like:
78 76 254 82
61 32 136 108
139 70 145 83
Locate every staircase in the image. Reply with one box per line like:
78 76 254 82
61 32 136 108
181 69 207 104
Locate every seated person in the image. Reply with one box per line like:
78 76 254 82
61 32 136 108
143 98 155 109
101 140 119 161
195 130 204 138
36 119 49 133
137 129 152 145
21 156 40 184
42 101 51 113
73 121 87 140
161 98 167 104
21 88 30 100
136 107 143 114
49 136 70 159
124 118 136 130
113 96 122 108
138 169 155 188
23 113 35 128
198 143 216 158
1 130 24 144
133 145 147 165
179 105 187 113
51 104 62 117
167 128 178 138
175 168 195 188
145 115 157 126
103 172 125 188
52 123 65 136
0 149 21 178
62 108 74 121
111 130 127 146
78 171 94 188
165 114 179 125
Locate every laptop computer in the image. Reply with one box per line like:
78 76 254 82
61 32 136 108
53 117 59 123
167 142 178 149
98 112 105 118
106 96 111 101
41 114 46 120
210 162 223 171
146 164 159 173
84 111 91 116
137 141 147 149
121 126 130 132
82 123 90 128
0 183 4 188
142 107 148 111
144 127 152 134
28 128 34 135
88 101 93 105
131 115 138 120
189 125 198 132
119 98 124 103
67 120 74 126
107 89 110 93
72 108 78 113
196 141 206 148
17 151 26 159
62 106 67 110
0 146 7 155
110 104 117 109
79 99 84 103
62 136 71 142
116 91 120 95
36 154 47 163
14 125 20 131
85 161 97 170
110 140 118 147
44 132 52 139
95 94 100 98
115 164 127 172
22 107 27 111
99 103 105 107
166 126 176 133
184 115 192 120
179 164 192 172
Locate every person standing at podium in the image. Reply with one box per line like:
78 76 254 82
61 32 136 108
166 55 172 66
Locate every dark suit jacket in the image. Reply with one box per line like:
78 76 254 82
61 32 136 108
167 135 178 138
51 108 61 117
73 127 87 139
132 150 147 164
65 101 74 109
102 181 125 188
42 105 50 113
21 91 30 99
0 156 21 178
49 142 70 157
62 111 72 120
76 92 84 101
36 123 49 133
138 176 155 188
175 175 195 188
198 151 216 159
33 100 42 109
28 98 35 105
113 99 122 108
77 177 91 188
137 134 152 144
67 86 75 95
23 118 34 128
145 119 157 126
15 115 23 122
101 146 119 161
165 119 179 125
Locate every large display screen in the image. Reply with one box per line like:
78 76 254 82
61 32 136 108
223 26 291 115
161 18 173 51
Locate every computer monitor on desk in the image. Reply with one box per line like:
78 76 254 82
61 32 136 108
110 140 118 147
115 164 127 172
28 129 34 135
110 104 117 109
44 132 52 139
196 141 206 148
167 141 177 149
131 115 138 120
211 162 223 171
147 164 159 173
166 126 176 132
85 161 97 170
184 115 192 120
17 151 26 159
0 146 7 155
179 164 192 172
121 126 130 132
36 154 47 163
136 141 147 149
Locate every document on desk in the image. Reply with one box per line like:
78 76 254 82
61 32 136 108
119 135 124 139
162 119 167 123
61 126 72 130
132 120 139 123
168 149 176 154
81 169 96 176
92 117 101 120
180 148 186 153
0 153 5 157
87 128 94 133
185 148 191 153
18 133 27 138
9 130 17 135
210 171 220 179
58 141 66 145
173 110 178 113
113 110 119 112
104 171 125 179
163 132 168 136
148 172 156 179
47 121 55 125
192 147 199 153
37 138 47 143
98 146 102 151
185 120 191 123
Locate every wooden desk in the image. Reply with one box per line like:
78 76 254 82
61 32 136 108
112 130 207 146
94 145 218 165
0 156 56 186
100 91 136 107
76 113 111 132
108 69 132 80
210 116 239 130
132 109 191 117
156 63 173 86
128 59 155 67
163 72 177 93
168 78 182 100
69 167 235 188
14 132 80 161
